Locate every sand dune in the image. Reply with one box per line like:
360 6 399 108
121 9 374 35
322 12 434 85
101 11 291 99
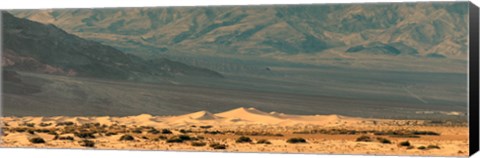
0 107 372 128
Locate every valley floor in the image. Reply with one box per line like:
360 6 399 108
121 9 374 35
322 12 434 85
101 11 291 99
0 107 469 156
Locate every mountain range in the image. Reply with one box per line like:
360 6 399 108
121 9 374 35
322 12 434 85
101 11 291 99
2 12 223 80
8 2 468 62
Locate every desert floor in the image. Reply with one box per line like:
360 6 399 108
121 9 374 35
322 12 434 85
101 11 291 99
0 107 469 156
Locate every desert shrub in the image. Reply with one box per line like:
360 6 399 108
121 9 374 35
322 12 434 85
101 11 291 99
390 135 421 138
417 146 426 150
376 137 391 144
356 135 372 142
74 132 96 139
62 127 76 134
141 136 149 140
58 136 75 141
29 137 45 144
374 131 386 135
199 125 213 129
105 132 117 136
56 122 74 126
14 128 27 133
79 140 95 147
286 138 307 144
412 131 440 136
427 145 440 149
166 137 184 143
191 141 207 147
204 130 223 135
161 129 173 134
158 135 168 140
210 143 227 149
407 146 415 150
256 139 272 144
399 141 411 147
34 129 52 133
39 122 52 127
47 131 58 136
179 129 192 134
274 133 284 137
22 123 35 127
178 135 192 141
132 129 142 134
236 136 252 143
119 134 135 141
27 130 35 135
196 136 205 140
147 128 160 134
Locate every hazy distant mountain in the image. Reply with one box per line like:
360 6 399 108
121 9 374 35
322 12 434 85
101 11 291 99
9 2 468 61
1 12 223 80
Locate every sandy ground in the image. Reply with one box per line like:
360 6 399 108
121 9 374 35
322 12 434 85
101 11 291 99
0 107 469 156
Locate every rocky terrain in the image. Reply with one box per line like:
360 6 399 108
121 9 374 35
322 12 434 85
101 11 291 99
2 12 223 80
9 2 469 73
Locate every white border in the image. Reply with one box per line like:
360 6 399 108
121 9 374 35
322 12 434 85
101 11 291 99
0 0 478 158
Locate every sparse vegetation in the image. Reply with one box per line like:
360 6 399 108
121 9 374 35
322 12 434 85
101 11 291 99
256 139 272 144
179 129 192 134
119 134 135 141
287 138 307 144
356 135 372 142
158 135 168 140
105 132 118 136
39 122 52 127
390 135 420 138
418 146 426 150
274 133 284 137
161 129 173 134
412 131 440 136
34 129 53 133
178 135 192 141
27 130 35 135
74 132 96 139
236 136 252 143
166 135 194 143
210 143 227 149
199 125 213 129
191 141 207 147
427 145 440 149
56 122 74 126
204 130 223 135
58 136 75 141
22 123 35 127
14 128 27 133
376 137 391 144
147 128 160 134
132 128 142 134
47 131 58 136
29 137 45 144
166 137 184 143
399 141 411 147
234 131 284 137
79 140 95 147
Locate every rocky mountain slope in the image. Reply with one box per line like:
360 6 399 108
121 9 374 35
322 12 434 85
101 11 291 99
1 12 223 80
9 2 469 61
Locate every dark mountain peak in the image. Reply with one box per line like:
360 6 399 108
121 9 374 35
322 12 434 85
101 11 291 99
2 12 223 80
